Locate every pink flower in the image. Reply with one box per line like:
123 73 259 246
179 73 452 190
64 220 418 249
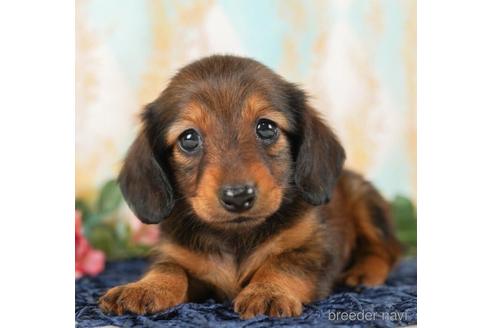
75 210 105 278
132 224 160 246
128 212 160 246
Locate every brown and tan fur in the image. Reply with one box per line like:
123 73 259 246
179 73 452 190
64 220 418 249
99 55 401 319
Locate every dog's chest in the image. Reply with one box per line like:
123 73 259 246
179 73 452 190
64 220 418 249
159 211 318 299
197 252 242 299
159 243 258 299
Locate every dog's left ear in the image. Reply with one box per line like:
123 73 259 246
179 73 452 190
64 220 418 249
290 89 346 205
118 130 175 224
118 101 176 224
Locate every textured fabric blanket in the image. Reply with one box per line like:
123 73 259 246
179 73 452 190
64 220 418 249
76 258 416 327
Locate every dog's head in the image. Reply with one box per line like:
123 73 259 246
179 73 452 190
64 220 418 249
119 55 345 229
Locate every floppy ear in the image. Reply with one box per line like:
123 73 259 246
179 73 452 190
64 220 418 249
118 131 175 224
294 105 346 205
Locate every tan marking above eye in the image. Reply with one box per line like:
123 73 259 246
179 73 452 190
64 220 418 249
165 102 209 145
242 94 291 132
258 112 290 132
166 121 199 145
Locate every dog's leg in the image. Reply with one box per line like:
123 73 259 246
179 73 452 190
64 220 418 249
99 262 188 315
340 172 401 286
234 250 327 319
342 243 397 286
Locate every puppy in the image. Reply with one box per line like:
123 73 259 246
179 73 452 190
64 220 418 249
99 55 401 319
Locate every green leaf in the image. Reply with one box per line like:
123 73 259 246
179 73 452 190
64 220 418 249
86 224 116 256
390 195 417 256
75 198 92 220
83 213 104 231
96 179 123 215
114 220 131 244
126 245 151 258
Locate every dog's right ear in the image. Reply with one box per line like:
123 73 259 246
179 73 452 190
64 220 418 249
118 130 175 224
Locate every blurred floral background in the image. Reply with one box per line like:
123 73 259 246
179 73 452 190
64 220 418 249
75 0 416 276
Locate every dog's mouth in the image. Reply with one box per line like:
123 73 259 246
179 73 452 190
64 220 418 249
226 216 258 224
215 215 264 227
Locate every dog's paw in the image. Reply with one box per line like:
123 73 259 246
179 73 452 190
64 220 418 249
342 270 384 287
99 282 182 315
341 259 389 287
233 283 302 319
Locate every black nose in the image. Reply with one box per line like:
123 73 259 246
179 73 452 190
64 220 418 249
219 184 256 213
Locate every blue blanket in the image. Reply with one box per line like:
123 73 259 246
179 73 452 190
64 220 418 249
76 258 416 327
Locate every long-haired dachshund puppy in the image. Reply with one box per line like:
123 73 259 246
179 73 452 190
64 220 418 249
99 55 400 319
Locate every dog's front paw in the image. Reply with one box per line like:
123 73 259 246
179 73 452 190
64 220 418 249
233 283 302 319
99 282 183 315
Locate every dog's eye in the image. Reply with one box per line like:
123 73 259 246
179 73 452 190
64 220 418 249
178 129 202 153
256 119 278 142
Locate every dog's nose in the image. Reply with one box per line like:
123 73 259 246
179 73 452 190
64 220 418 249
219 184 256 213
